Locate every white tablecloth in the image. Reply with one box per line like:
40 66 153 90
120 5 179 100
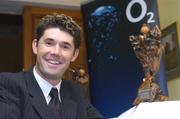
111 101 180 119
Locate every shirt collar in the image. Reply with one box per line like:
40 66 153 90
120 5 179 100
33 67 62 101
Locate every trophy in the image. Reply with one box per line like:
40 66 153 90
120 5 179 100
129 24 168 105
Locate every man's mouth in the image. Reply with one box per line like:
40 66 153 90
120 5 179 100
47 59 62 65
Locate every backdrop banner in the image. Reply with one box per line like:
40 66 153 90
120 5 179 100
81 0 167 118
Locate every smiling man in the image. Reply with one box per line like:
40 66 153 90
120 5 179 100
33 27 79 85
0 14 103 119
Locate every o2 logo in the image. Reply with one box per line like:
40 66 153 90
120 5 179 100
126 0 155 23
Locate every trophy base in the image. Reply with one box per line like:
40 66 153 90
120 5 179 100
133 79 168 105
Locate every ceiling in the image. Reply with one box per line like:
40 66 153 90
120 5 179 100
0 0 85 15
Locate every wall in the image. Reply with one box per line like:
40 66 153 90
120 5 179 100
158 0 180 100
0 0 85 14
9 0 82 7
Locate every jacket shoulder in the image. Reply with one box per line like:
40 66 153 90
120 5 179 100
62 79 84 95
0 71 25 86
0 72 25 119
0 71 26 97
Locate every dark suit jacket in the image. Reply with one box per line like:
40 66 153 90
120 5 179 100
0 70 103 119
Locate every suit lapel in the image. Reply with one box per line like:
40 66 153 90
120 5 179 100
25 71 78 119
61 80 77 119
24 71 57 119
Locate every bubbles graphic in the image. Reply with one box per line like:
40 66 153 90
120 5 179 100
87 5 120 67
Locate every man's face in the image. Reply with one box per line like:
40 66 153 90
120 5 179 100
32 28 79 80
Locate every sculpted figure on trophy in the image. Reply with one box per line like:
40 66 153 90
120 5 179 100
68 67 89 84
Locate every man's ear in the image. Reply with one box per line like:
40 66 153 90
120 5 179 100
32 39 38 55
71 49 79 62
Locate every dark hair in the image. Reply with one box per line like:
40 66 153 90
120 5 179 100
35 13 81 49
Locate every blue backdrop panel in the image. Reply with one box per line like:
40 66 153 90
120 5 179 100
81 0 165 118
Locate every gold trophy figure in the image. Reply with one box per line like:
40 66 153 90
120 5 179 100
129 24 168 105
68 68 89 84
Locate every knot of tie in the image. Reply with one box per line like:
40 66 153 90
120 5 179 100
49 88 59 100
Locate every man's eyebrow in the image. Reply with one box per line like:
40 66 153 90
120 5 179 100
44 38 54 42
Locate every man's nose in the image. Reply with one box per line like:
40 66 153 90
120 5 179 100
51 45 61 55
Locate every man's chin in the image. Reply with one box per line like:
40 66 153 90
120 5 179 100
46 74 61 80
43 70 62 80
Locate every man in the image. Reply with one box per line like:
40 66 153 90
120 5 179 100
0 14 103 119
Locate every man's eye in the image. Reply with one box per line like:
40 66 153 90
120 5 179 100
63 45 70 49
45 42 53 46
61 44 71 50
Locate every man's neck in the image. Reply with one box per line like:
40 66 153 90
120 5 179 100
34 66 62 86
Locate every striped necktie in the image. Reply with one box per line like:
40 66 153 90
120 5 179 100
48 88 63 119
